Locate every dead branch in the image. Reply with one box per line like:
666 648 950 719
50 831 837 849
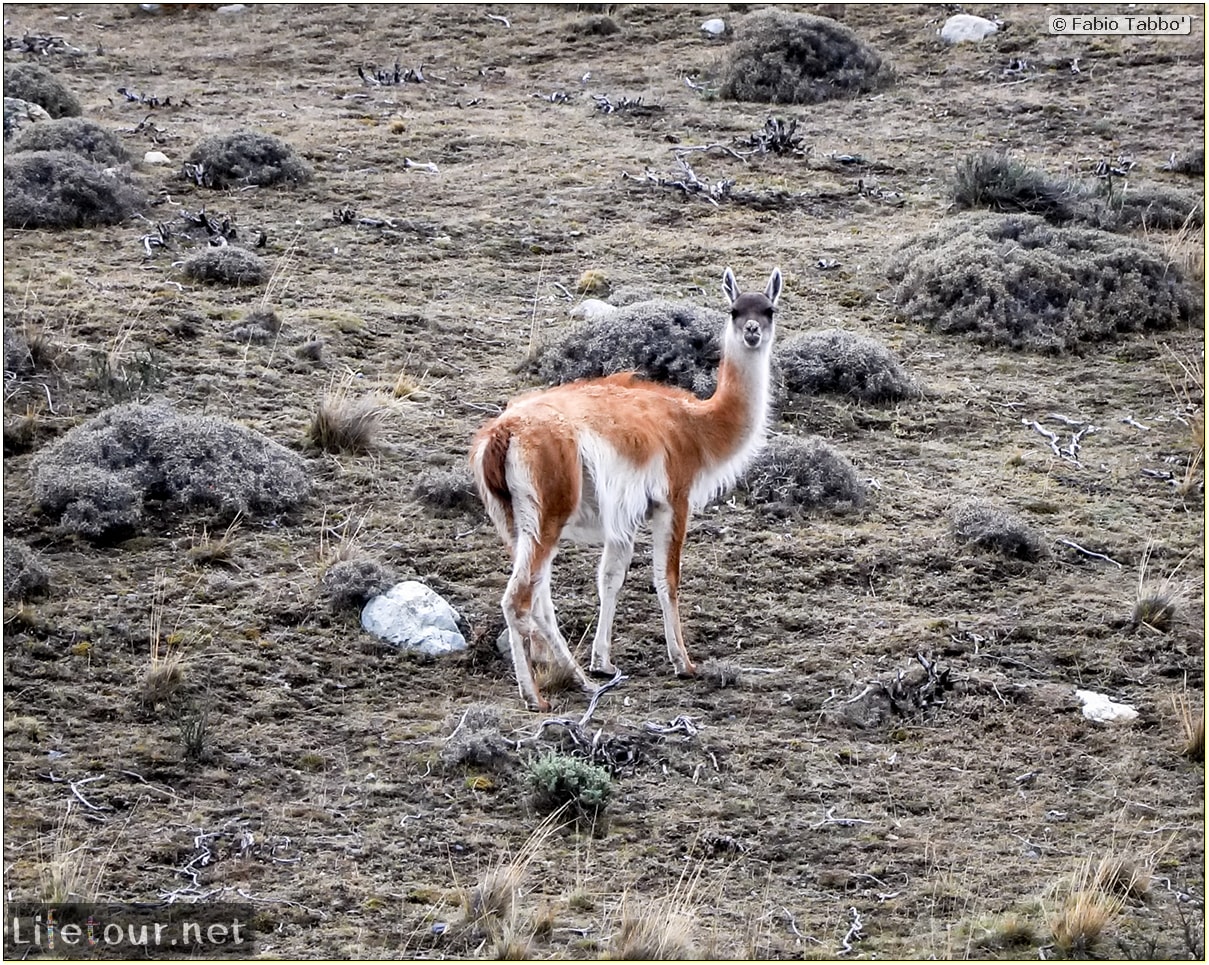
812 807 873 829
838 906 864 956
1055 537 1123 568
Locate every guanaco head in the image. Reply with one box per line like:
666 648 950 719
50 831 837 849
722 267 782 351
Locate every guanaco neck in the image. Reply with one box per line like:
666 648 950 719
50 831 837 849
696 332 772 464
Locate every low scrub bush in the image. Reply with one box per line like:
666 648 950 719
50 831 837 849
31 402 311 537
3 63 81 118
720 10 893 105
9 117 130 165
743 435 866 516
887 214 1199 352
951 499 1047 561
776 329 921 403
4 150 142 228
533 299 722 396
185 130 313 188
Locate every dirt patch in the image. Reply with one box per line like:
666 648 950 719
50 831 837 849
2 4 1204 961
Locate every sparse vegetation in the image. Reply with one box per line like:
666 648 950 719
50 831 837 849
1172 688 1205 760
951 499 1047 561
1048 859 1126 957
319 557 394 611
228 307 282 343
742 434 866 516
3 538 51 602
698 657 746 691
31 401 311 537
4 63 82 118
887 214 1199 352
9 117 131 165
412 466 482 516
720 9 893 105
442 704 515 770
533 299 722 396
776 329 921 403
952 152 1084 222
305 377 393 454
184 130 313 188
181 246 268 286
4 150 143 228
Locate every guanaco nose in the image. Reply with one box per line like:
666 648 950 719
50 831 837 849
743 319 763 347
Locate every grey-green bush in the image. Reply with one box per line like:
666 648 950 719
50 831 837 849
4 150 142 228
743 435 865 516
31 402 311 537
777 329 921 403
720 10 892 105
3 63 81 118
441 704 514 770
185 130 313 188
951 500 1047 561
533 299 722 396
887 214 1198 352
10 117 130 165
527 751 613 828
952 152 1083 223
412 466 482 516
181 246 267 286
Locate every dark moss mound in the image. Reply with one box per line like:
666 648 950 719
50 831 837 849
777 329 921 403
887 214 1199 352
9 117 130 165
952 152 1084 223
3 63 81 118
31 402 311 538
181 246 268 286
720 10 893 105
533 299 723 397
743 434 865 516
4 150 142 228
185 130 313 188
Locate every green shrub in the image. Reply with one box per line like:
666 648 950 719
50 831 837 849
4 150 142 228
720 10 893 105
776 329 921 403
887 214 1199 352
184 130 312 188
952 152 1084 222
3 63 81 118
743 434 865 516
9 117 130 165
527 752 613 828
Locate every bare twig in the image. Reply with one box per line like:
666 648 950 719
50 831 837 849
838 906 864 956
1055 537 1124 568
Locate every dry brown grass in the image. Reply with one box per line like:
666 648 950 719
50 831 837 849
1047 856 1131 956
140 574 184 711
1132 542 1186 633
606 864 702 960
1172 687 1205 760
187 513 242 567
305 370 395 454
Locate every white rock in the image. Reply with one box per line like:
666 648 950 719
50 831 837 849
143 150 171 165
361 581 468 655
570 298 617 322
701 18 726 36
216 3 248 13
1075 688 1138 724
940 13 1000 44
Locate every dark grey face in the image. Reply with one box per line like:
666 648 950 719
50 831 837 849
730 293 775 349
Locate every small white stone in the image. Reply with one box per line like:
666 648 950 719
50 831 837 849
143 150 171 165
570 298 617 322
940 13 1000 44
216 3 248 13
701 17 726 36
1075 688 1138 724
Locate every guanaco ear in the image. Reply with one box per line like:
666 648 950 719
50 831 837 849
765 267 783 307
722 267 740 306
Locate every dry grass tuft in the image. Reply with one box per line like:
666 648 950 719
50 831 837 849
576 268 610 295
720 9 893 105
3 537 51 602
952 151 1085 222
952 500 1047 561
187 514 242 567
1091 854 1152 900
1172 689 1205 760
305 374 394 454
141 578 185 712
698 657 747 691
1048 859 1126 956
607 865 702 961
743 434 866 516
4 150 143 229
1132 542 1186 632
185 129 313 188
4 63 82 118
441 704 514 770
319 557 394 611
9 117 130 165
969 910 1036 953
181 245 268 287
888 214 1199 352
